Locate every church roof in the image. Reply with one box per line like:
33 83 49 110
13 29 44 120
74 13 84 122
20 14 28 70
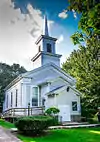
5 63 76 91
22 62 76 82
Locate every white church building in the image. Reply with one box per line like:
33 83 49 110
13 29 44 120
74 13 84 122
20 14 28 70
3 16 81 122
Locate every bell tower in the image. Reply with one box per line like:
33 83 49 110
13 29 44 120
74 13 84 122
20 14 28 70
31 15 62 69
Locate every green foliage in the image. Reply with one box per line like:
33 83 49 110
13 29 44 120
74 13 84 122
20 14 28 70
63 42 100 117
87 117 99 124
15 115 53 136
45 107 60 116
62 0 100 118
71 32 85 45
0 63 27 112
68 0 100 35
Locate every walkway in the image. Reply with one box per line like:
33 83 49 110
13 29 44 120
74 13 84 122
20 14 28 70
0 126 22 142
49 124 100 130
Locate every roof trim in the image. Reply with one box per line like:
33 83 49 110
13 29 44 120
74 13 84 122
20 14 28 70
31 51 62 62
22 63 76 84
46 85 82 96
5 76 31 91
5 63 76 91
35 35 57 45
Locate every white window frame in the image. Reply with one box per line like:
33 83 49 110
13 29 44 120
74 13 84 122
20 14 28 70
31 86 39 107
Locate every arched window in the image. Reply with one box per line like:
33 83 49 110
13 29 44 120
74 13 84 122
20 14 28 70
47 43 52 53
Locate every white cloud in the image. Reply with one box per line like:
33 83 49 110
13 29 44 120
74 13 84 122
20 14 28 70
73 13 77 19
0 1 54 70
57 35 64 44
58 10 68 19
58 9 77 19
72 9 77 19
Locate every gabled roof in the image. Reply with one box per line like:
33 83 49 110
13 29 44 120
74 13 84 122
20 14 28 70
5 63 76 91
22 63 76 82
47 85 65 95
46 85 81 96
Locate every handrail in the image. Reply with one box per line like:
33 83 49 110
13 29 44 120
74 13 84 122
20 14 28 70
3 107 43 117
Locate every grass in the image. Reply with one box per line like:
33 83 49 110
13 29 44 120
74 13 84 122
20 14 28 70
0 119 15 129
18 127 100 142
0 119 100 142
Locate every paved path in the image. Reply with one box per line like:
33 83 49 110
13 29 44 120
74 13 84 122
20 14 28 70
0 126 22 142
49 124 100 130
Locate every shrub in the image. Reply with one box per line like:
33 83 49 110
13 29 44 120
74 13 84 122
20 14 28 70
45 107 60 126
45 107 60 116
87 116 99 124
15 115 53 136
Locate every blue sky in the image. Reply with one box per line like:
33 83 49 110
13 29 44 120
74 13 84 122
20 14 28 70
0 0 80 70
13 0 79 32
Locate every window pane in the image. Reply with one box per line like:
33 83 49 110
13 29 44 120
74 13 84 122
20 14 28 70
16 89 18 107
32 87 38 106
47 43 52 53
33 87 38 96
6 95 8 108
38 46 41 52
11 92 13 107
32 98 38 106
72 102 77 111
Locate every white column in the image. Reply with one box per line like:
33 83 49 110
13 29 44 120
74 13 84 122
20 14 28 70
21 83 26 108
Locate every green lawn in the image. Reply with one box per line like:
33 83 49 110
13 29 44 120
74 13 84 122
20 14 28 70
18 127 100 142
0 119 100 142
0 119 15 129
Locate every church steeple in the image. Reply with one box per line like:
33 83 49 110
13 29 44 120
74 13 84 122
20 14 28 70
31 14 62 69
43 15 49 36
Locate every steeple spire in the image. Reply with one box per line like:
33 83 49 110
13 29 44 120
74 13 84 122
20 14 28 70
43 15 49 36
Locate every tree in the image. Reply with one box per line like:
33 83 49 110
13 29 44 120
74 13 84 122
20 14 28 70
62 0 100 117
0 63 27 112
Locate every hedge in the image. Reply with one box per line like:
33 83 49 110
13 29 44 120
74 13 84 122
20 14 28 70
15 115 53 136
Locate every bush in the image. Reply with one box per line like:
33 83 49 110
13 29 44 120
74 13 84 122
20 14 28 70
45 107 60 116
45 107 60 126
15 115 53 136
87 118 98 124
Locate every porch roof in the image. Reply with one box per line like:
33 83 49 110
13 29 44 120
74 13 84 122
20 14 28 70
46 85 65 96
46 85 82 96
